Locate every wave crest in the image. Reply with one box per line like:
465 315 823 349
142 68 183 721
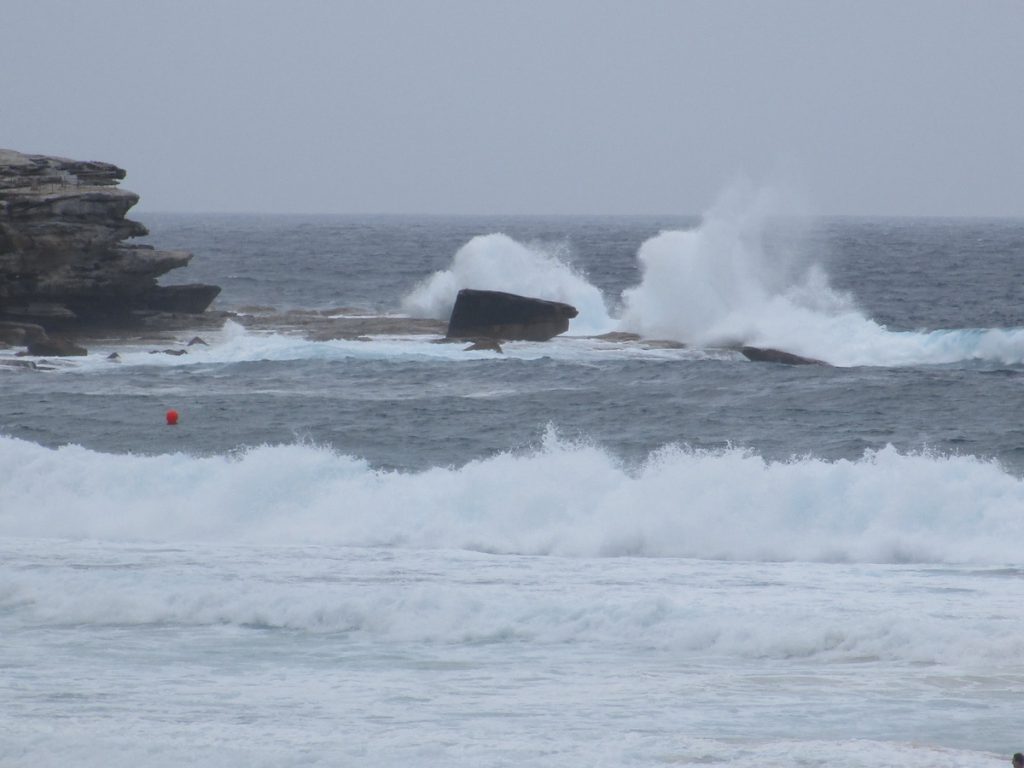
400 233 613 334
2 432 1021 565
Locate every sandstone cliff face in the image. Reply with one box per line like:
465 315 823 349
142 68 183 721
0 148 220 330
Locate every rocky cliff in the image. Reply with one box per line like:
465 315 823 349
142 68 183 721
0 148 220 336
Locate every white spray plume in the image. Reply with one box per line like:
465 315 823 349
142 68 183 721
401 233 613 335
617 182 855 347
386 183 1024 366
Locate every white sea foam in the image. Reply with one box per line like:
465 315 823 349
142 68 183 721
0 717 1008 768
619 185 825 343
10 199 1024 367
616 186 1024 366
4 319 715 374
2 430 1022 565
9 322 509 371
5 537 1023 667
401 233 614 335
4 434 1021 767
390 190 1024 366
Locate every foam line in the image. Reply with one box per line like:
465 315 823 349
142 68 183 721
2 430 1021 565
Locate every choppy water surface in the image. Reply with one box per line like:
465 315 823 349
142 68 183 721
3 203 1024 766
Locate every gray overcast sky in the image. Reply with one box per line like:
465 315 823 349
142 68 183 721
3 1 1022 216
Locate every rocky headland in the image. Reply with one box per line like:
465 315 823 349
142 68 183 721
0 148 222 352
1 149 818 365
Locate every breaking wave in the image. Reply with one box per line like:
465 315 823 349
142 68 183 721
401 233 614 335
616 188 1024 366
2 430 1022 565
398 185 1024 367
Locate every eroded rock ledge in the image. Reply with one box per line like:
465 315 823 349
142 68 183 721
0 148 221 346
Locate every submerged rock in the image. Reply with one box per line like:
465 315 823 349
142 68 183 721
446 288 578 342
592 331 641 343
740 346 828 366
464 338 504 353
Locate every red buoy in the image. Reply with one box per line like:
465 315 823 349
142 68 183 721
166 409 179 426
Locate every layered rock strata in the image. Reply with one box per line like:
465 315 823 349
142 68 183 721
0 148 220 337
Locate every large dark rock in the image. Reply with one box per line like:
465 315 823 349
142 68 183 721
25 335 87 357
446 288 578 342
740 346 829 366
0 148 221 334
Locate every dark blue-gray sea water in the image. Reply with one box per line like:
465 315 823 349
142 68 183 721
4 206 1024 767
4 212 1024 471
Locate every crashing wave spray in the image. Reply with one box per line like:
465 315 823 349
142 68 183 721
616 185 1024 367
618 183 857 349
401 233 614 335
393 188 1024 366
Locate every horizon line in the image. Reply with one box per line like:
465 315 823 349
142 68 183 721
131 208 1024 222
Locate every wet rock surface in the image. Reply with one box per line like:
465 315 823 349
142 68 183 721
446 288 578 342
740 346 829 366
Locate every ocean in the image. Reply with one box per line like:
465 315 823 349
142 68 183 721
3 192 1024 766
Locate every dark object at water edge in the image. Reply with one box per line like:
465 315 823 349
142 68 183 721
464 338 504 353
25 336 88 357
740 346 829 366
446 288 578 342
